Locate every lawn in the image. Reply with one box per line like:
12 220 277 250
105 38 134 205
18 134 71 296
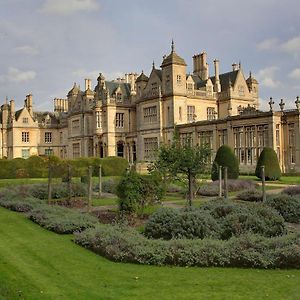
240 175 300 185
0 207 299 300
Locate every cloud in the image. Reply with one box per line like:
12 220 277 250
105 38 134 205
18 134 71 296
281 36 300 57
39 0 100 15
14 45 39 56
0 67 36 83
289 68 300 80
257 38 279 50
256 66 280 88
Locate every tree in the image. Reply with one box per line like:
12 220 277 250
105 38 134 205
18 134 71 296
255 147 281 180
153 134 211 206
211 145 239 181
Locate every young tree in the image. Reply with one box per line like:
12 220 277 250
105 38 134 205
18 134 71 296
153 134 211 206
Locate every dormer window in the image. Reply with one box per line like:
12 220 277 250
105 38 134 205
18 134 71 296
187 83 193 91
22 117 28 124
116 93 122 102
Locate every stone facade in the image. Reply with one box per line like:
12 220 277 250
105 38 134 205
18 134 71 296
1 42 300 173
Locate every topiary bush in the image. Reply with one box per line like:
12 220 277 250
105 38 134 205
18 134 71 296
27 205 98 234
265 194 300 223
237 189 262 202
74 224 300 268
255 147 281 180
211 145 239 181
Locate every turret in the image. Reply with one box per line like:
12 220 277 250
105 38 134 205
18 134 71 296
135 71 148 98
213 59 221 92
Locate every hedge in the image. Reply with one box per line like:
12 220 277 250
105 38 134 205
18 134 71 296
74 224 300 268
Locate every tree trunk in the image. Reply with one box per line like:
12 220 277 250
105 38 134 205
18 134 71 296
188 171 193 207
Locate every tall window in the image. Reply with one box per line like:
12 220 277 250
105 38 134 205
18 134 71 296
207 107 216 120
288 123 295 164
72 143 80 159
22 132 29 143
45 132 52 143
144 106 157 124
144 137 158 160
179 106 182 121
187 105 195 122
96 111 101 128
234 127 244 163
245 126 256 164
199 131 213 149
177 75 182 85
116 93 122 103
72 119 80 134
276 124 280 161
180 132 193 146
218 129 227 146
257 125 268 155
115 113 124 128
45 148 53 156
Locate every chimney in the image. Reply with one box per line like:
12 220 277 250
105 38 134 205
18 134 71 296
10 99 15 117
214 59 221 92
26 94 33 114
85 79 92 90
200 52 209 80
232 63 238 71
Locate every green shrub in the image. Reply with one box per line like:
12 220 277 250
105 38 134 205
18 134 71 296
266 194 300 223
75 224 300 268
0 196 43 212
255 147 281 180
237 189 262 202
93 177 120 194
145 207 220 240
211 145 239 181
100 157 128 176
282 185 300 196
26 156 47 178
27 205 97 234
116 171 165 214
201 200 286 239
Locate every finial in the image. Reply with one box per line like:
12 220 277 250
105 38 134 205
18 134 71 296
5 96 8 104
249 71 252 78
171 39 175 52
73 82 76 87
268 97 275 112
279 98 285 111
152 60 155 69
141 70 144 74
296 96 300 111
239 60 242 69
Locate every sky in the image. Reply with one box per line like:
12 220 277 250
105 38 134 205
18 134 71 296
0 0 299 111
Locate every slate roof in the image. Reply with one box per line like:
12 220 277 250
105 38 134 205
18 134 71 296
105 82 131 98
210 70 239 90
136 72 149 82
161 50 186 67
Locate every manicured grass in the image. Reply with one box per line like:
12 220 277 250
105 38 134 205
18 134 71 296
92 198 118 206
240 175 300 185
1 207 299 300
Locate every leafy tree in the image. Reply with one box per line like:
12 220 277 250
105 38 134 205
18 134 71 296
211 145 239 181
153 133 211 206
255 147 281 180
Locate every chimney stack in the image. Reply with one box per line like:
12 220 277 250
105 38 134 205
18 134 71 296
214 59 221 92
10 99 15 118
85 79 92 90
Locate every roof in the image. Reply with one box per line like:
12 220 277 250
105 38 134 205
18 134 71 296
246 72 258 84
105 82 131 98
33 111 60 125
67 83 80 96
14 109 23 120
136 72 149 82
161 42 186 67
210 70 239 90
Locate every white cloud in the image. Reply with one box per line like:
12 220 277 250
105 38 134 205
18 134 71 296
0 67 36 83
40 0 100 15
289 68 300 80
256 66 280 88
257 38 279 50
281 36 300 56
14 45 39 56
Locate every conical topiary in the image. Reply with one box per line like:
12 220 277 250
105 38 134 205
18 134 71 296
211 145 239 181
255 147 281 180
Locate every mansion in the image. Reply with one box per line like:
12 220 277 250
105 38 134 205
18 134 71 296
1 42 300 173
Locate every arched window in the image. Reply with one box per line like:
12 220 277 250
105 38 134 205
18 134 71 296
117 141 124 157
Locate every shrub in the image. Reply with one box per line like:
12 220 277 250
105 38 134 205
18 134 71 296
211 145 239 181
27 205 97 234
93 177 120 194
100 157 128 177
116 171 165 214
0 196 43 212
145 207 220 240
266 194 300 223
282 185 300 196
201 200 286 239
255 147 281 180
75 224 300 268
237 189 262 202
26 156 47 178
198 179 258 196
166 183 185 193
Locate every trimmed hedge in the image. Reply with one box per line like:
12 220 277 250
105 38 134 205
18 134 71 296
0 196 43 212
0 156 128 179
255 147 281 180
266 194 300 223
237 189 262 202
75 224 300 268
27 205 98 234
211 145 239 181
145 200 286 240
